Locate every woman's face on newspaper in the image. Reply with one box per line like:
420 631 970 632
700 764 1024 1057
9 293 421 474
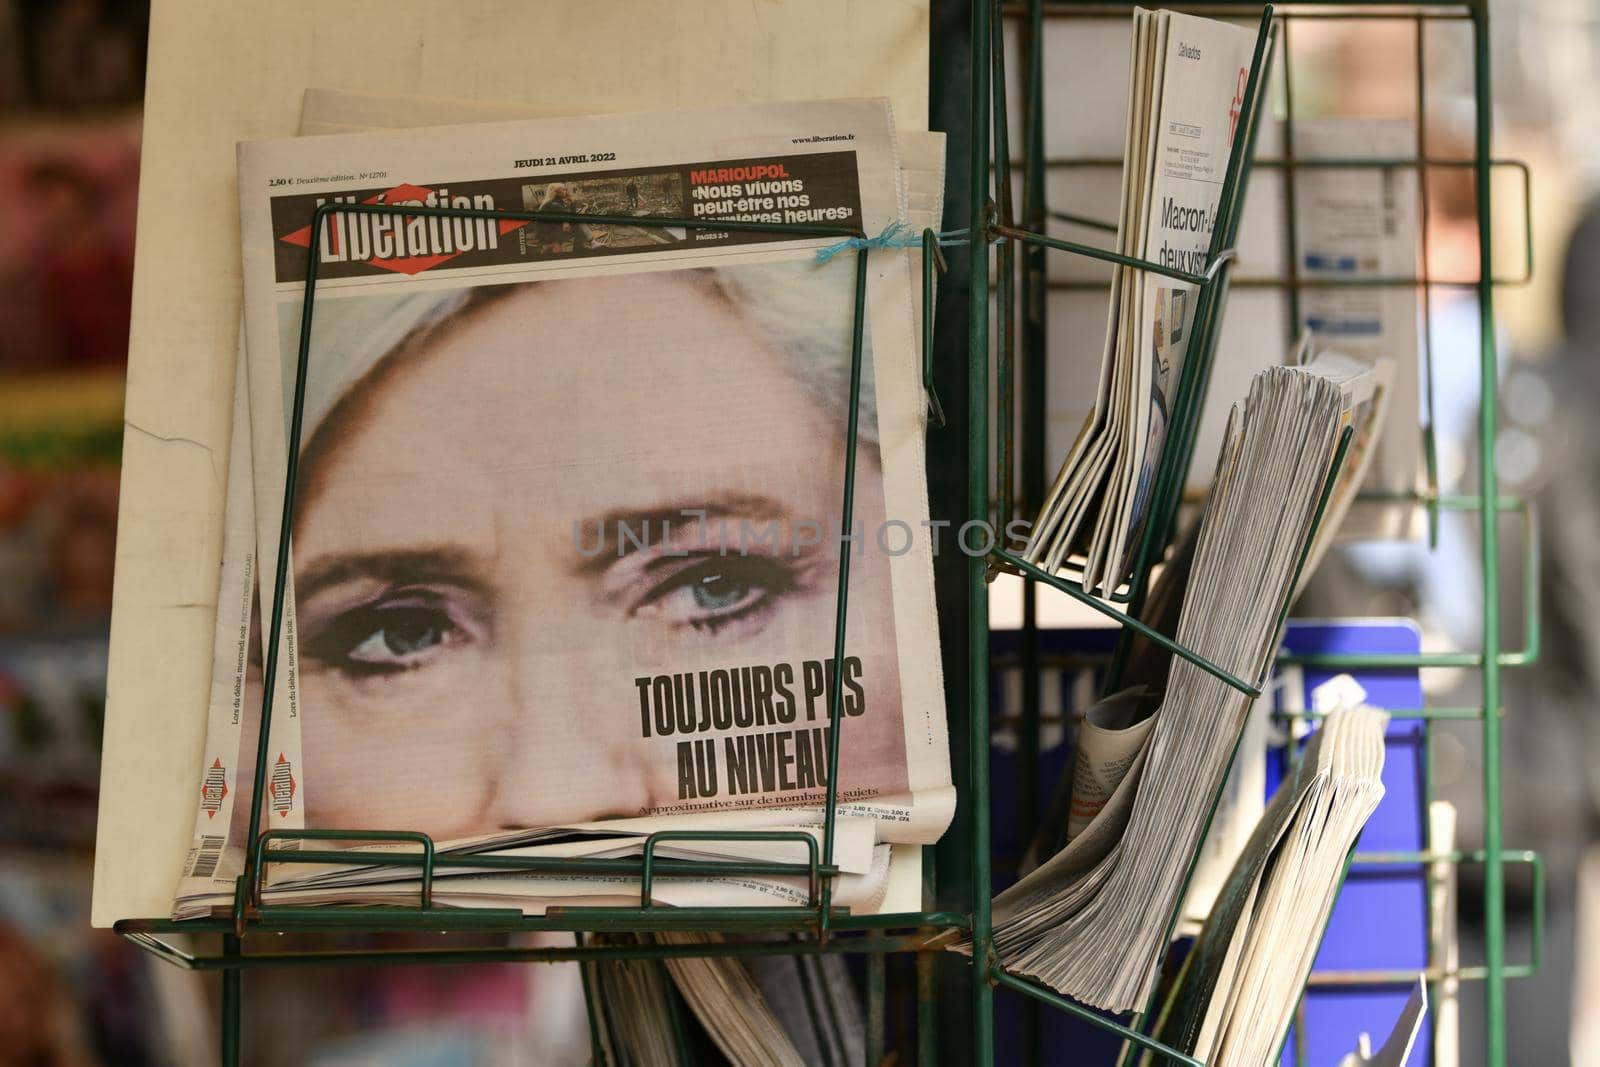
285 269 899 840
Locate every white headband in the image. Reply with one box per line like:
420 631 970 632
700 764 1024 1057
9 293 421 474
279 288 472 448
276 260 879 457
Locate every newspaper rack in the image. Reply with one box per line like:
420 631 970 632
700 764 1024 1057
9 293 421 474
112 2 1541 1065
992 1 1541 1066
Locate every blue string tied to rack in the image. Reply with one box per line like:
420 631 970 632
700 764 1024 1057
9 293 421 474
814 221 970 263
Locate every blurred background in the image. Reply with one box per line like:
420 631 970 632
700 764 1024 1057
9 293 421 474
3 0 1600 1063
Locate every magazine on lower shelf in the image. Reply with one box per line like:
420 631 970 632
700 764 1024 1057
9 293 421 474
174 97 953 918
1148 700 1389 1065
588 932 865 1067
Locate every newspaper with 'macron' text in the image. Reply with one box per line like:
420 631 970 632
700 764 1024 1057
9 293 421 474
173 98 952 917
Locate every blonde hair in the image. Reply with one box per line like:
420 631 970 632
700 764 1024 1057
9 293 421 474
535 183 574 211
280 257 880 474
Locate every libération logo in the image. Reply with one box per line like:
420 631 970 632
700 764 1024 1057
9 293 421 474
278 182 530 276
269 753 297 819
200 757 229 819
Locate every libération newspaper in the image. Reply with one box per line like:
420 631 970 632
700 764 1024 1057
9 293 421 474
174 99 952 917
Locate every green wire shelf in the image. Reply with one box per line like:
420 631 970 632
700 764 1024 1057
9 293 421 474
990 2 1542 1065
119 196 970 1065
114 2 1542 1063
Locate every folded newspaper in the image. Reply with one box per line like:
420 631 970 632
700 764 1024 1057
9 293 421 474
1147 700 1389 1066
174 98 953 918
1023 8 1262 596
587 932 864 1067
985 353 1374 1012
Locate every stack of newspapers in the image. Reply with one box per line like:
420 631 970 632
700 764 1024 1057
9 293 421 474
1022 8 1261 595
1148 701 1389 1066
585 933 863 1066
170 94 955 920
984 351 1389 1013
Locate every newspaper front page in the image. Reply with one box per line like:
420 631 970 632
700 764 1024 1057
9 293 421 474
176 99 951 914
1110 10 1260 580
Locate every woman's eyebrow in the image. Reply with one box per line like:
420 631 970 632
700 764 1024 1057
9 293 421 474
574 493 792 572
296 547 489 599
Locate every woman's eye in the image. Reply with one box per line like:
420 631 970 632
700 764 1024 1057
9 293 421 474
347 609 452 664
305 599 474 677
634 557 795 633
690 572 752 612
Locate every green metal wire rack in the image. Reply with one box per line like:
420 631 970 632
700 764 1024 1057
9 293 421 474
115 199 971 1067
111 1 1539 1063
990 1 1541 1065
